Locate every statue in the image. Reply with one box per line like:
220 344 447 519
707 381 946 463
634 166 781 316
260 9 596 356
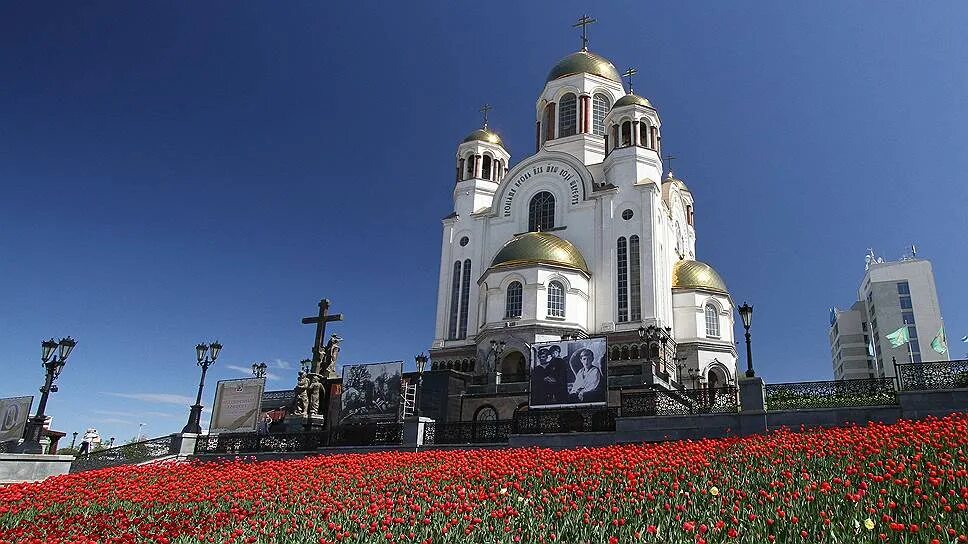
321 334 342 377
292 372 309 415
307 374 323 415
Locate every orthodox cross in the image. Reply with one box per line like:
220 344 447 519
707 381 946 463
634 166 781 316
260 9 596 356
663 154 677 174
301 299 343 375
573 15 596 51
622 67 638 94
480 103 492 129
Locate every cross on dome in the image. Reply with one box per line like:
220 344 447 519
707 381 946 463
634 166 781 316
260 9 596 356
622 67 638 94
479 103 492 129
573 15 596 51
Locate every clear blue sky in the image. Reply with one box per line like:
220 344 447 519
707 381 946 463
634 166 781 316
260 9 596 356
2 2 966 443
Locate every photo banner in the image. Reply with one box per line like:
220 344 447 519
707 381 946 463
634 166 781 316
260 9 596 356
209 378 265 434
529 338 608 409
339 361 403 424
0 396 33 443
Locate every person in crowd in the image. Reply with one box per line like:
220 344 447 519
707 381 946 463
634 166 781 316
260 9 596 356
568 348 603 402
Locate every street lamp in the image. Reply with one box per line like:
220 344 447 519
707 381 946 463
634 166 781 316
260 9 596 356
70 431 78 450
17 337 77 454
182 341 221 434
738 303 754 378
687 366 701 390
486 339 506 384
414 353 428 418
252 362 268 378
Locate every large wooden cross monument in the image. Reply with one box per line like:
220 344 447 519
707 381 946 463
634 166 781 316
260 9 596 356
302 299 343 375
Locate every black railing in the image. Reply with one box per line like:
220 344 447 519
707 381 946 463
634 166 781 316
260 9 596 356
512 407 617 434
193 421 405 455
765 378 897 410
423 420 512 445
897 359 968 391
70 435 177 473
330 422 404 447
621 386 738 417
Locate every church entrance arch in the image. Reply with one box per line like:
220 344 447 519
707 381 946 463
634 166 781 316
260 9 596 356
500 351 527 383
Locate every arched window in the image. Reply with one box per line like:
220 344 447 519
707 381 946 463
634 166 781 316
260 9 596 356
448 261 462 339
639 122 649 148
528 191 555 232
621 121 632 147
543 103 556 143
558 93 577 137
457 158 464 182
547 281 565 318
592 94 610 136
481 155 492 181
505 281 523 318
465 155 475 179
705 304 720 338
629 235 641 321
474 405 498 422
495 159 503 181
458 259 472 339
617 237 628 322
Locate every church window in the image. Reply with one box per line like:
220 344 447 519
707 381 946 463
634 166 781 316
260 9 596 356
543 103 556 143
558 93 577 137
592 94 610 136
528 191 555 232
629 235 641 321
505 281 523 319
639 122 649 148
617 237 628 322
473 405 498 423
465 155 475 179
686 205 693 226
621 121 632 147
457 158 464 182
548 281 565 318
481 155 492 180
448 261 462 339
458 259 472 339
705 304 720 338
459 236 469 247
621 209 633 220
650 126 658 151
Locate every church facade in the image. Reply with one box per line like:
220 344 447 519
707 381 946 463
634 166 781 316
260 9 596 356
428 45 738 420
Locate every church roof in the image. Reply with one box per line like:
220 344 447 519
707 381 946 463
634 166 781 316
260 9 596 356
462 128 505 148
546 50 622 84
672 260 728 294
662 171 690 193
490 232 590 274
613 93 653 109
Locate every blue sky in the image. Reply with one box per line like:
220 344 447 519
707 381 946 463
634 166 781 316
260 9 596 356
2 2 966 443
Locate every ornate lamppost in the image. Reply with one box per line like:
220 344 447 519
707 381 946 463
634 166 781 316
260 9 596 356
485 339 506 384
414 353 428 418
738 303 755 377
70 431 78 450
252 362 268 378
638 325 671 375
182 341 222 434
17 337 76 454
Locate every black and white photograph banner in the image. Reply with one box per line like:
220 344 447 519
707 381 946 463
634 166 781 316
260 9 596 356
530 338 607 409
339 361 403 424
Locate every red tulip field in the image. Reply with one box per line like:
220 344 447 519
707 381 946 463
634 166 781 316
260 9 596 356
2 413 967 543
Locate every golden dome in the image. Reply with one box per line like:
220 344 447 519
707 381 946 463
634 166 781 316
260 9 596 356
490 232 590 274
672 260 728 294
613 93 653 109
462 128 505 148
546 50 622 83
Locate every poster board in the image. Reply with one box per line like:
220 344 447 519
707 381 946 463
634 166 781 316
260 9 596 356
209 378 265 434
0 396 33 443
529 337 607 409
339 362 402 424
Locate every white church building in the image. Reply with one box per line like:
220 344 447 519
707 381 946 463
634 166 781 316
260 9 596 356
429 41 738 406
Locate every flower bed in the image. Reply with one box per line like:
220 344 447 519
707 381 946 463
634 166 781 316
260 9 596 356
2 414 967 543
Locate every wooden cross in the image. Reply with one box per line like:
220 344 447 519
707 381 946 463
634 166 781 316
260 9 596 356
663 154 677 173
301 299 343 375
573 15 596 51
622 67 638 94
480 103 492 129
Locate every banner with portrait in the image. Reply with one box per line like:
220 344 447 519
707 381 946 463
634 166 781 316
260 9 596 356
209 378 265 434
339 361 402 424
529 338 607 409
0 396 33 443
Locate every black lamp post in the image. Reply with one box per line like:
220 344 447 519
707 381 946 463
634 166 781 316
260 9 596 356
70 431 78 450
252 362 268 378
738 303 754 378
687 366 701 390
487 339 506 383
182 341 222 434
414 353 428 418
17 337 76 454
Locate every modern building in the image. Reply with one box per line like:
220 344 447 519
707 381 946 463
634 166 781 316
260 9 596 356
427 37 738 420
830 255 947 380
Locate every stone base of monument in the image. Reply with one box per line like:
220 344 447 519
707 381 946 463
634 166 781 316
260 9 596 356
303 415 326 431
403 416 434 448
281 414 326 433
0 453 75 484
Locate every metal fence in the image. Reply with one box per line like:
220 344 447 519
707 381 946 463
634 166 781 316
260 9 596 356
70 435 177 473
512 407 617 434
193 421 404 455
423 420 512 445
621 386 739 417
897 359 968 391
765 378 897 410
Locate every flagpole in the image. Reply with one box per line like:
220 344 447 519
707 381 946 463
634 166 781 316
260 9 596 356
868 321 881 378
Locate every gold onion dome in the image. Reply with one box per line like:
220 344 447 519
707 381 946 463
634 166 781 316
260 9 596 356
672 260 728 294
462 128 505 148
613 93 653 109
490 232 590 274
546 50 622 83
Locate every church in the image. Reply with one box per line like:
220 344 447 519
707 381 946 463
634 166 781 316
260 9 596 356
427 27 738 421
